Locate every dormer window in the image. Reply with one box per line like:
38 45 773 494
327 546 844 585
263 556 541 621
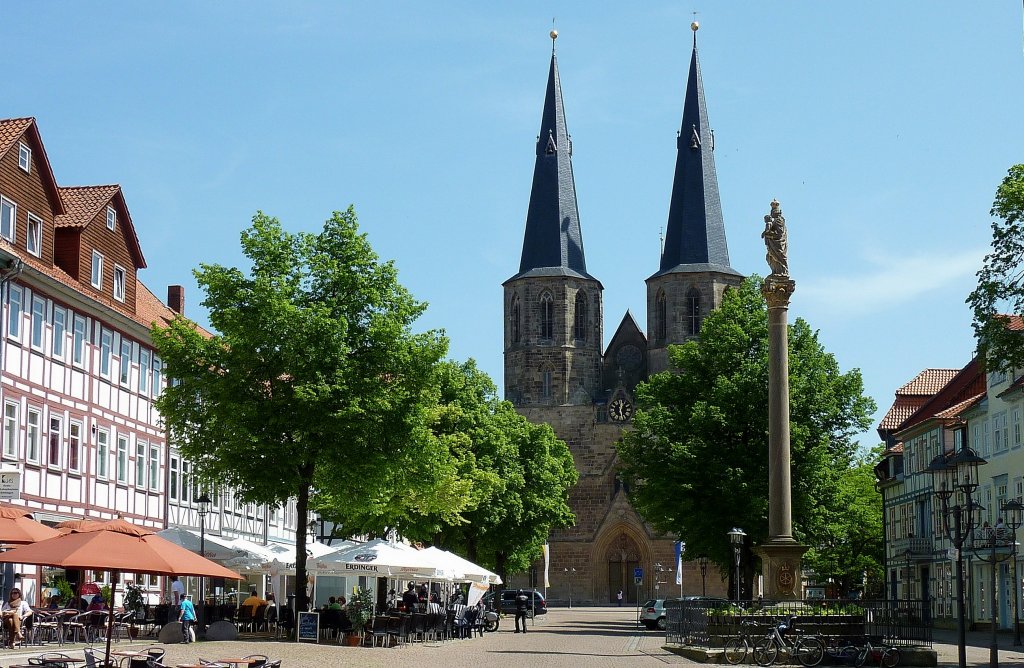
91 250 104 289
26 214 41 257
18 143 30 172
106 206 116 231
113 265 126 302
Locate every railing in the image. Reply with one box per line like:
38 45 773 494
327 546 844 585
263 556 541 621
892 536 933 559
664 598 932 648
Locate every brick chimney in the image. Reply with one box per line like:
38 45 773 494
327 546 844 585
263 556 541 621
167 285 185 315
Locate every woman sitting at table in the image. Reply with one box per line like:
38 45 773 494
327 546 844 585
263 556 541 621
1 587 32 647
86 595 106 611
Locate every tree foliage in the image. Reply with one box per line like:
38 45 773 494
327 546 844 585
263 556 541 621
616 276 875 595
968 164 1024 373
153 207 452 613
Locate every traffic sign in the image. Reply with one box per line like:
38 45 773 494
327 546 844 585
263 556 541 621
633 566 643 580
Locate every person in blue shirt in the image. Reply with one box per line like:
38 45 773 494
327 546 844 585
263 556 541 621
179 594 196 643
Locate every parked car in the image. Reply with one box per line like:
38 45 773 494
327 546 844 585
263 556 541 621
642 596 729 631
482 589 548 615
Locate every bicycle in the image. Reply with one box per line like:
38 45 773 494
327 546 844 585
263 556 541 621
722 618 761 665
751 616 826 667
853 637 901 667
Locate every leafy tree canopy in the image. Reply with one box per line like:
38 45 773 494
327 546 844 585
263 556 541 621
968 164 1024 373
617 276 875 589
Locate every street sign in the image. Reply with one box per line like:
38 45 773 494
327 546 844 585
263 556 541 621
634 577 642 585
633 566 643 580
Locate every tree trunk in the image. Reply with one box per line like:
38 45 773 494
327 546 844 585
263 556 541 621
466 536 478 563
294 465 314 617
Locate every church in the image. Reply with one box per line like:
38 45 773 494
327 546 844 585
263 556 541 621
502 27 741 605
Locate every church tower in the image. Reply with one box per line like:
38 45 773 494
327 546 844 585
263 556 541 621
503 34 603 408
647 26 743 373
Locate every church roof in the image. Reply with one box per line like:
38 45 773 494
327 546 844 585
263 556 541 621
655 32 741 278
509 42 595 283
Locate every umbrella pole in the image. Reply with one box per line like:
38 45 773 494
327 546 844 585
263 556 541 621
104 575 118 666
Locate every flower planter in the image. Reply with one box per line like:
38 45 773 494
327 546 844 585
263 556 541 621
343 633 362 646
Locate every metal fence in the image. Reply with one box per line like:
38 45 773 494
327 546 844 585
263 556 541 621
664 599 932 648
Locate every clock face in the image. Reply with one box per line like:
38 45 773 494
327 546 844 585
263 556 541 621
609 398 634 422
615 344 642 371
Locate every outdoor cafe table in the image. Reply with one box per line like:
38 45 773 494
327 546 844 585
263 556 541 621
216 659 261 667
111 650 153 667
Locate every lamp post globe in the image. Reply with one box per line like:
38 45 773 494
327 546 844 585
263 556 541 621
698 555 709 598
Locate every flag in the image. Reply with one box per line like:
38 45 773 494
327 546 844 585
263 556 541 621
543 542 550 588
675 541 684 586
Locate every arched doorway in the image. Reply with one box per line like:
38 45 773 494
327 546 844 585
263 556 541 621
606 533 642 605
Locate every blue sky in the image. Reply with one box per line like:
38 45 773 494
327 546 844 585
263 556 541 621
7 2 1024 448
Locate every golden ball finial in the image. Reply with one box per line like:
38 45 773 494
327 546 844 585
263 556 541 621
691 21 699 32
550 29 558 40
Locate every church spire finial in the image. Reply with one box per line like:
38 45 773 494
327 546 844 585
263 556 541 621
551 18 558 53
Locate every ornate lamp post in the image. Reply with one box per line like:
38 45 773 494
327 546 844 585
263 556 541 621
929 445 986 668
195 492 212 632
970 498 1021 668
1001 499 1023 646
698 556 709 598
728 528 746 601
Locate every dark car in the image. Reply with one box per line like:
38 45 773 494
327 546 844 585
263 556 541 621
482 589 548 615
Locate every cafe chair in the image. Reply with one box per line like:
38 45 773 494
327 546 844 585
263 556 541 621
264 662 281 668
368 616 390 647
145 660 165 668
143 648 165 664
241 655 267 668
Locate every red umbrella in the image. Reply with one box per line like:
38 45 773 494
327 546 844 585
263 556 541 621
0 503 60 544
79 582 102 596
0 517 241 663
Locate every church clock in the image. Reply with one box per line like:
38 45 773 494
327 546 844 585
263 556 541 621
609 397 634 422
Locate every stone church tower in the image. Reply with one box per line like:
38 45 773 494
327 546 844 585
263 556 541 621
504 31 739 604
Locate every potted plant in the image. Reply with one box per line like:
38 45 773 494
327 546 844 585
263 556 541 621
123 583 146 638
344 587 374 646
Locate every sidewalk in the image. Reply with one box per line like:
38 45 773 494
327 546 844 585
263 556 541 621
931 627 1024 667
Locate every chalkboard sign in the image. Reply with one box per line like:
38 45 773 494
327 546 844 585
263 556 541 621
296 611 319 643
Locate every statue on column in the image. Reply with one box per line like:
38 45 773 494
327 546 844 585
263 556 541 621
761 199 788 277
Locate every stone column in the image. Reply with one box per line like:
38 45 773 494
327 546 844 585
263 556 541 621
754 200 806 600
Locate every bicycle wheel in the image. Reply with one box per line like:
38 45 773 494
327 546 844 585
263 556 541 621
723 637 749 665
853 646 870 668
752 638 778 666
881 647 901 667
795 637 825 667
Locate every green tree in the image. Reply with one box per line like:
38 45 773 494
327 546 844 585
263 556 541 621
153 207 453 614
968 164 1024 373
616 276 875 596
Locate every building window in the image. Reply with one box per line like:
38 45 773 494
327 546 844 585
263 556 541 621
31 296 45 350
1 196 16 242
1014 408 1021 447
68 422 81 472
26 214 41 257
139 349 150 394
149 444 159 490
91 251 103 289
48 415 62 467
574 291 588 342
8 285 22 339
100 329 112 377
73 315 87 366
18 143 30 172
152 357 162 396
656 290 667 342
96 429 109 479
26 408 40 463
510 294 521 344
120 340 132 385
687 288 702 336
52 307 66 358
181 461 191 503
169 457 179 500
542 369 553 398
539 292 553 340
106 206 116 231
117 435 128 483
113 266 126 302
136 441 147 487
3 402 18 458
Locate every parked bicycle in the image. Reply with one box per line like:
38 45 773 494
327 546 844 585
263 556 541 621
854 637 901 667
751 616 825 667
723 618 762 665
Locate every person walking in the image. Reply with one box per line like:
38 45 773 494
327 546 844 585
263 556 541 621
179 594 197 643
617 590 623 607
514 589 529 633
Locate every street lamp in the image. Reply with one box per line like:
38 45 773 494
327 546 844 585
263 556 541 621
698 556 709 598
929 444 986 668
196 492 212 633
727 528 746 601
564 567 575 609
969 498 1021 668
1000 499 1023 647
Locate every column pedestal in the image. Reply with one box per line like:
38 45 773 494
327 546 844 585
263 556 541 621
754 541 808 600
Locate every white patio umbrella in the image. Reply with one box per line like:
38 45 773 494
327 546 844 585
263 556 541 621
423 546 502 585
313 538 451 579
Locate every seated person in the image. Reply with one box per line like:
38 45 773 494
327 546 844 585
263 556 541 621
47 595 61 610
87 595 106 611
327 596 342 611
1 588 32 647
242 588 267 616
401 582 419 612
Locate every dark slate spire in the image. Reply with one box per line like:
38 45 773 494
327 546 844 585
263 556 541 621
510 38 594 282
656 29 741 277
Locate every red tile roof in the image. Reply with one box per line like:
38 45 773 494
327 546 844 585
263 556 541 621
54 186 121 228
0 118 34 158
933 392 985 422
897 369 960 395
997 314 1024 331
878 397 927 431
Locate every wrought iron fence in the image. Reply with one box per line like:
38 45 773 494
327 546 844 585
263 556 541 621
664 598 932 648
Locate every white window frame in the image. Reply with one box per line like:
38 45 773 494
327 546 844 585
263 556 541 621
52 307 66 359
48 415 63 469
18 143 30 172
149 444 159 490
169 457 179 500
113 265 126 302
91 250 104 289
30 296 46 351
106 206 116 231
116 435 128 483
181 461 191 503
152 357 162 396
3 402 19 458
136 441 146 487
7 285 22 339
68 421 82 473
139 349 150 394
0 196 15 242
100 328 112 377
120 339 132 385
96 428 109 479
26 213 41 257
26 407 40 464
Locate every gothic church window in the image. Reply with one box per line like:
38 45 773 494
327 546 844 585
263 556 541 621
542 368 553 398
539 291 554 340
574 290 588 342
687 288 702 336
510 294 521 343
655 290 667 343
